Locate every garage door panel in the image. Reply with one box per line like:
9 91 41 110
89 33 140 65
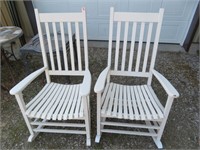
160 21 188 43
162 0 198 21
128 0 162 12
97 0 120 17
33 0 199 44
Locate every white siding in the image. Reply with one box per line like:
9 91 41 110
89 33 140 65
33 0 199 45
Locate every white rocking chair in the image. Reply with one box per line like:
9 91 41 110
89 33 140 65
10 8 91 146
94 7 179 148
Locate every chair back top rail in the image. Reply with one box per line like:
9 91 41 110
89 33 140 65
108 7 164 75
34 8 88 74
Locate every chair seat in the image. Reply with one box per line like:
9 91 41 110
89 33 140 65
25 82 84 120
101 82 164 120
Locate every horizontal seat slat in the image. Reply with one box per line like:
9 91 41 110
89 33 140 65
25 83 84 120
101 82 164 120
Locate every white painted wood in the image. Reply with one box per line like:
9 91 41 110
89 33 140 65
101 121 160 129
112 84 119 117
128 22 137 71
60 22 69 71
135 22 145 72
114 12 160 22
80 69 91 96
26 84 49 108
10 8 91 146
45 22 55 71
26 83 55 116
101 83 113 114
152 69 179 98
106 83 117 116
33 128 86 134
45 84 66 120
48 70 85 76
110 70 150 77
83 96 91 146
74 96 82 118
63 85 78 120
126 86 134 120
39 13 85 22
114 21 121 70
94 66 110 93
149 9 164 72
118 84 123 118
130 85 139 120
75 22 82 71
31 121 85 127
144 85 164 118
41 84 64 119
142 22 153 72
34 84 60 118
137 86 151 120
123 85 128 119
133 86 145 120
121 22 129 71
146 121 163 148
82 8 89 69
69 85 80 119
101 83 109 106
10 67 46 95
67 22 75 71
102 129 157 137
52 85 70 120
107 7 114 66
141 86 158 119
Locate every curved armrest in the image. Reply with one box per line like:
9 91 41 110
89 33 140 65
80 69 91 97
10 67 46 95
152 69 179 98
94 66 110 93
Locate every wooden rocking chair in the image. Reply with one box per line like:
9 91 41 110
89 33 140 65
10 8 91 146
94 7 179 148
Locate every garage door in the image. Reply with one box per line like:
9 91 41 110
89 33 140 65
33 0 199 45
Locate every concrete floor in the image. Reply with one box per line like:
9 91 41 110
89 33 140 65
1 42 199 149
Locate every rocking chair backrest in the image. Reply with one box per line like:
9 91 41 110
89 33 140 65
108 7 164 78
34 8 88 77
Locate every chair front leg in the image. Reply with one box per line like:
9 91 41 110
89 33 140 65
14 92 38 142
95 93 102 143
83 96 91 146
156 96 174 141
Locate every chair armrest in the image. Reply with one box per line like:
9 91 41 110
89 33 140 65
10 67 46 95
80 69 91 97
152 69 179 98
94 66 110 93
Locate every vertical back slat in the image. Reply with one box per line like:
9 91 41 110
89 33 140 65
121 21 129 71
60 22 69 71
52 22 62 70
75 22 82 71
45 22 55 70
142 22 153 72
135 22 145 72
128 22 137 71
67 22 75 71
114 21 121 70
108 7 114 67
